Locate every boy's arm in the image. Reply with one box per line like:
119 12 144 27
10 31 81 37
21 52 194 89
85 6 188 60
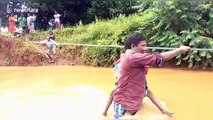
52 40 59 46
30 40 46 45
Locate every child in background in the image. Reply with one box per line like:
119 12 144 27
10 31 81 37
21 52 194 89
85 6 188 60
48 31 55 40
8 13 16 33
32 36 59 63
14 25 23 37
54 11 61 29
48 19 54 30
30 14 36 33
27 13 31 33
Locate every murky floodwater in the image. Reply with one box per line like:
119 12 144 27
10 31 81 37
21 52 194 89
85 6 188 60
0 66 212 120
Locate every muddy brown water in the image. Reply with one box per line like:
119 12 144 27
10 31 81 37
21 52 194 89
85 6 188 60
0 66 212 120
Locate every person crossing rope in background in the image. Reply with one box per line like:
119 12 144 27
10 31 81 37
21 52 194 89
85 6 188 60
30 35 60 63
48 30 55 41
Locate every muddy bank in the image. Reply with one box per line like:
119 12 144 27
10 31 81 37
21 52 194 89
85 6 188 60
0 35 47 66
0 35 83 66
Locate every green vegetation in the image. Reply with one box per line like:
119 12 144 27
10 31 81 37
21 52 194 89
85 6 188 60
26 1 212 69
28 11 156 66
138 1 213 69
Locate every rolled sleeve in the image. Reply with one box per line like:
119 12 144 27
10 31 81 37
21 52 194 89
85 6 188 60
155 53 164 67
130 52 164 67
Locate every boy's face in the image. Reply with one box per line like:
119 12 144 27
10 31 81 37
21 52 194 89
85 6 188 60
132 40 147 53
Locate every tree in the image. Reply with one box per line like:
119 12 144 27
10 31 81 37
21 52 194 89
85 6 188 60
136 1 213 69
26 0 141 29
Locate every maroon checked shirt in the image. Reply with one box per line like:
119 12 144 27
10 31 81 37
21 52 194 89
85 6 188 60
113 50 163 113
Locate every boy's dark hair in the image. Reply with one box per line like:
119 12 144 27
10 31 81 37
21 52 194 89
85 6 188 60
48 31 55 40
49 30 53 35
124 32 146 50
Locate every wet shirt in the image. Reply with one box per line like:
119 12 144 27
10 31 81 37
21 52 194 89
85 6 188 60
113 59 121 82
113 50 163 113
39 39 59 49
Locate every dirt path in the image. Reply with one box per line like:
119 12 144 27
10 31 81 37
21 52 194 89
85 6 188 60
0 66 212 120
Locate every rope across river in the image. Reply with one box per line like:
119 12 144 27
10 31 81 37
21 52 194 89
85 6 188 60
58 42 213 51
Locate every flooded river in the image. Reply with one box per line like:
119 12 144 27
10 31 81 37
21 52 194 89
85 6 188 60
0 66 212 120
